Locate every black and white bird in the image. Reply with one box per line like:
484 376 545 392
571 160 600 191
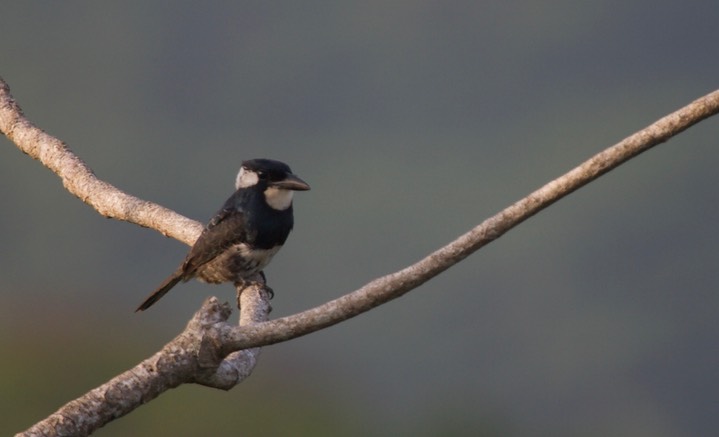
136 159 310 311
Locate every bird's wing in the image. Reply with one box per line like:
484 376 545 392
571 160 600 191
181 207 250 274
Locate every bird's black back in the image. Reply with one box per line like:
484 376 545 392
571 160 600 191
181 185 294 277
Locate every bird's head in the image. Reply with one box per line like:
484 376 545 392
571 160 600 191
235 159 310 210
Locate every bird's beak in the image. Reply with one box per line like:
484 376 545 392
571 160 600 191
272 173 311 191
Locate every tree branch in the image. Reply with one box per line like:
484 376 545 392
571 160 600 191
3 74 719 435
18 285 271 437
0 77 202 245
208 87 719 354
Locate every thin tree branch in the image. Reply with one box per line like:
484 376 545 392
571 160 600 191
208 88 719 353
0 77 202 245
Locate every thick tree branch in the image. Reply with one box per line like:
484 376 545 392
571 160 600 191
19 286 271 437
3 74 719 436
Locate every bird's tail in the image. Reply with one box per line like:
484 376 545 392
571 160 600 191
135 270 184 312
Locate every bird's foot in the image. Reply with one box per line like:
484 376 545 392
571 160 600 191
234 276 274 311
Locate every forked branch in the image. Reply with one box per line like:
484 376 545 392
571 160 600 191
3 76 719 436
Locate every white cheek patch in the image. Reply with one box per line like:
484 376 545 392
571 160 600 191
264 187 294 210
235 167 259 189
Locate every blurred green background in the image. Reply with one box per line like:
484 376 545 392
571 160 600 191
2 2 718 436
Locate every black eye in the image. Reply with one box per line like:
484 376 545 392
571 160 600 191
257 171 267 180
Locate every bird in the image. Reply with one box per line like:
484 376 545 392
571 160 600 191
136 158 310 311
